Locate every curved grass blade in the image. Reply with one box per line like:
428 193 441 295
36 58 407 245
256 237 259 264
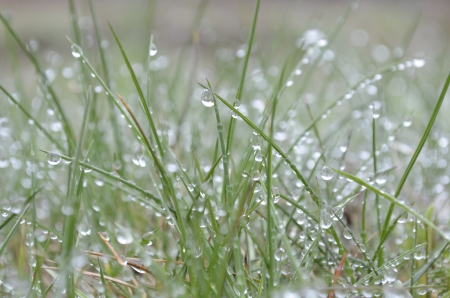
39 149 163 206
0 13 74 151
329 166 450 242
109 23 164 160
0 85 65 152
380 70 450 247
403 242 448 287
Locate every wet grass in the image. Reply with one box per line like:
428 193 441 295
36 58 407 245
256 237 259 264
1 0 450 297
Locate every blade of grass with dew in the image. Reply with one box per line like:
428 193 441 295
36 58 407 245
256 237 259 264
87 0 125 177
405 241 449 287
355 243 427 286
274 57 420 173
205 79 230 206
116 93 185 239
225 0 260 165
0 187 41 257
109 23 165 160
57 92 92 297
328 166 450 242
65 38 146 160
0 85 65 152
0 13 74 151
206 88 321 207
378 70 450 264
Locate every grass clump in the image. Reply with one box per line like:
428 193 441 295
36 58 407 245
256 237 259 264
1 0 450 297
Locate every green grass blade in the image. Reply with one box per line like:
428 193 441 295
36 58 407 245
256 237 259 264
0 13 74 152
329 166 450 242
108 23 165 160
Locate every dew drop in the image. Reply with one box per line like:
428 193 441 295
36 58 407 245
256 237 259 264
231 100 241 118
397 211 408 224
251 170 261 181
413 58 425 68
360 244 366 253
116 227 133 245
375 173 387 185
71 44 82 58
320 208 332 229
239 215 250 228
416 285 427 296
47 153 61 165
402 115 412 127
343 228 352 239
372 101 381 119
321 166 333 181
272 187 280 203
201 89 214 107
141 230 156 246
274 247 287 261
149 43 157 56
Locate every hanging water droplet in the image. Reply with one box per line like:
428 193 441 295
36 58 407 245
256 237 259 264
415 285 428 296
343 228 352 239
321 166 333 181
320 208 332 229
375 172 387 185
71 44 82 58
439 225 450 241
149 43 157 56
251 135 262 150
100 232 110 241
274 247 287 261
413 58 425 68
402 115 412 127
360 244 366 253
201 89 214 107
372 101 381 119
254 182 262 193
239 215 250 228
397 211 408 223
383 266 397 283
254 151 263 162
141 230 156 246
116 227 133 245
272 187 280 204
339 144 348 153
415 246 425 260
231 100 240 118
47 153 61 165
251 170 261 181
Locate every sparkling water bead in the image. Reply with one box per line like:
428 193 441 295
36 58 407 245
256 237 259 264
321 166 333 181
272 187 280 203
149 43 157 56
47 153 61 165
201 89 214 107
71 44 82 58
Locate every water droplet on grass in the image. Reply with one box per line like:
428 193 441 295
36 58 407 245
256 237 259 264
142 230 156 245
149 43 157 56
343 228 352 239
201 89 214 107
274 247 287 261
272 187 280 203
320 209 332 229
116 227 133 245
402 115 412 127
251 170 261 181
71 44 82 58
47 153 61 165
398 211 408 223
413 58 425 68
321 166 333 181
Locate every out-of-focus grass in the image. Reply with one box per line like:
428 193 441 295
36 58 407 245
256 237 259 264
1 0 450 297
